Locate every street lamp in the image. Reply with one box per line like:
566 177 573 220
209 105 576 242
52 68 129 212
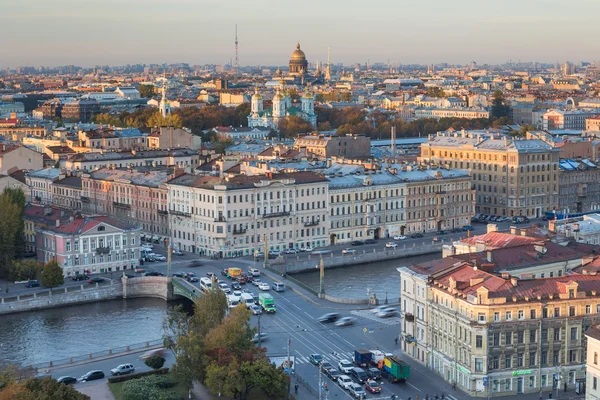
316 256 325 296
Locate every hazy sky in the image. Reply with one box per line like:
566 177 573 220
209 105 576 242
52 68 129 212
2 0 600 68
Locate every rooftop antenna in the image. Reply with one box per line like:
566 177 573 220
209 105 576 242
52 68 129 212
235 24 239 83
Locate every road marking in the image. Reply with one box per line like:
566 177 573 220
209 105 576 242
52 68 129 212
445 395 457 400
407 382 421 392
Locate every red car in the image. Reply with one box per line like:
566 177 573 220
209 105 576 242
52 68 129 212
365 380 381 394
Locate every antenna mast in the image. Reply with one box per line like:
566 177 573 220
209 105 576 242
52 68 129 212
235 24 239 82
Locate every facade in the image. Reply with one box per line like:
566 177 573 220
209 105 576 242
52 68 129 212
420 131 560 218
147 127 202 150
61 99 100 123
36 215 140 276
247 85 317 130
52 176 82 210
586 325 600 400
80 168 171 237
62 148 200 172
587 116 600 131
542 109 598 131
26 168 62 204
414 108 490 120
166 171 329 257
24 205 72 253
293 133 370 159
559 159 600 214
0 145 44 175
0 174 30 200
0 125 48 139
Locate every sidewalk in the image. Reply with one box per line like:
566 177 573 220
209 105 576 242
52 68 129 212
77 382 115 400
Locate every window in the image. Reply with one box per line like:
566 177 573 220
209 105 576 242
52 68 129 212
476 335 483 348
478 313 486 323
541 351 548 365
505 355 512 369
543 307 548 318
475 358 483 372
530 329 536 343
505 332 512 345
529 376 535 388
505 311 512 321
586 305 591 314
66 241 71 252
530 351 536 367
570 327 578 340
530 309 537 319
493 332 500 346
97 226 105 232
570 350 577 362
517 331 524 344
594 377 598 391
569 306 576 317
518 310 524 320
554 328 561 341
553 352 560 365
594 352 598 365
554 307 560 317
517 353 524 367
542 329 548 342
494 312 500 322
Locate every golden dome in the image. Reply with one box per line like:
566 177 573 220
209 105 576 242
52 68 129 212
291 43 306 61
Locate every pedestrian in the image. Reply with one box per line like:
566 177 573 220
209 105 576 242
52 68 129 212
539 391 542 400
416 395 420 400
453 381 457 391
294 383 298 394
395 337 399 345
564 382 567 393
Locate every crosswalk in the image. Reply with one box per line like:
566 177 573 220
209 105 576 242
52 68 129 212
350 309 402 326
293 351 355 366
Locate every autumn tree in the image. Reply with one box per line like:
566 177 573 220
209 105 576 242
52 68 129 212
91 113 124 127
277 116 314 138
426 86 447 98
8 260 42 281
40 260 64 290
147 111 183 128
138 84 155 98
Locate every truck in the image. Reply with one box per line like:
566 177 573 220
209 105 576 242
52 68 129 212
381 355 410 383
258 292 276 313
370 350 393 367
353 349 372 367
227 267 242 279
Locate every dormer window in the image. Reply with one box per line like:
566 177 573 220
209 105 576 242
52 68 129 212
98 226 105 232
569 289 575 298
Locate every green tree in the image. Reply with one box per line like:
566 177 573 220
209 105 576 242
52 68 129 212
138 84 155 98
426 87 447 98
204 306 255 358
8 260 42 282
490 90 510 119
0 192 21 279
518 124 537 136
287 88 300 102
277 116 314 138
144 355 166 370
340 92 353 102
3 188 25 259
40 260 64 290
147 112 183 128
92 113 123 127
314 93 325 103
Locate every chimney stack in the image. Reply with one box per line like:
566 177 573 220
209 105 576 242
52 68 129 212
55 219 60 228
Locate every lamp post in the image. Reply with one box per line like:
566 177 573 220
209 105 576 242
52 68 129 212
317 256 325 296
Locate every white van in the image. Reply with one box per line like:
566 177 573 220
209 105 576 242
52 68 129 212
272 282 285 292
200 277 212 291
227 295 240 309
241 293 255 308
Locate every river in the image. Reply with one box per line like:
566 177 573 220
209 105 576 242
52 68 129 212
0 298 172 367
291 252 441 301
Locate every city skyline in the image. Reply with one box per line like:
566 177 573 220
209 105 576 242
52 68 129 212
2 0 600 69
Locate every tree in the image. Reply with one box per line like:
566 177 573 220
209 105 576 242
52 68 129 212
287 88 300 102
2 188 25 259
204 305 255 358
277 116 314 138
40 260 64 290
138 84 155 98
0 376 89 400
8 260 42 282
0 192 21 279
147 111 183 128
490 90 510 119
144 355 166 370
426 87 447 98
91 113 123 127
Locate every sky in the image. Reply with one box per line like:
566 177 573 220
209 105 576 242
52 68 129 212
2 0 600 69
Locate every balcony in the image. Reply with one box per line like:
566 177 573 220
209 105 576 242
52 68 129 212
304 219 320 227
157 209 168 215
262 211 290 219
233 227 247 235
214 216 227 222
405 313 415 322
113 201 131 209
96 246 110 255
80 196 90 203
170 210 191 217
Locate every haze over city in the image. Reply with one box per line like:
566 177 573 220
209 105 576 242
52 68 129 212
3 0 600 68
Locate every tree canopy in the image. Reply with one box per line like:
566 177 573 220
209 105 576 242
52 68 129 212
0 189 25 279
138 84 155 98
40 260 64 289
0 369 89 400
490 90 510 119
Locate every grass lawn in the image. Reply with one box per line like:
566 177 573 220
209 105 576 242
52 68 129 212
108 372 191 400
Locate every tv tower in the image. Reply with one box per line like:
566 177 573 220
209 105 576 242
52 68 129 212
325 47 331 81
234 24 239 82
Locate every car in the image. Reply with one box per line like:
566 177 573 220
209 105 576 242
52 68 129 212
301 246 313 252
206 272 216 279
252 278 262 286
393 235 407 240
432 236 441 242
365 379 381 394
350 240 364 246
410 232 424 238
72 274 89 281
56 376 77 385
462 225 474 231
436 230 447 235
231 282 242 290
140 348 164 360
172 249 184 256
79 370 105 382
350 367 368 384
258 282 270 291
309 354 324 365
232 290 243 298
218 283 230 293
23 250 36 258
124 273 135 279
335 317 355 327
370 305 389 314
367 367 381 380
317 313 340 323
365 239 377 244
221 268 228 276
254 251 264 259
186 260 203 268
338 360 353 374
321 361 334 371
248 268 260 277
25 280 40 288
324 367 340 381
172 272 185 278
385 242 398 248
348 383 366 399
251 332 268 344
284 248 298 254
377 307 398 318
185 272 198 282
110 363 135 376
337 375 353 390
250 305 262 315
87 277 105 284
154 255 167 262
342 248 356 255
144 271 164 277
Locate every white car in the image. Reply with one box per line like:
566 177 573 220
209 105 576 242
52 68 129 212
348 383 366 399
258 282 270 291
370 305 389 314
342 248 356 255
252 278 262 286
337 374 353 390
154 254 166 261
110 363 135 376
393 235 407 240
248 268 260 277
385 242 398 248
377 307 398 318
335 317 355 327
338 360 353 374
232 290 242 300
218 282 231 293
301 246 313 252
284 248 298 254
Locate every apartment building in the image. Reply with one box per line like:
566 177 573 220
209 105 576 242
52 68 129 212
80 168 171 238
542 109 598 131
26 168 63 204
36 215 140 276
62 148 200 172
0 125 48 140
327 167 474 244
586 325 600 400
0 145 43 175
166 171 329 258
293 133 371 159
147 127 202 150
24 205 72 253
414 108 490 120
52 175 82 210
420 131 560 218
559 159 600 214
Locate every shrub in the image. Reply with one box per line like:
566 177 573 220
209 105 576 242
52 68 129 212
121 374 181 400
107 367 168 384
144 355 166 370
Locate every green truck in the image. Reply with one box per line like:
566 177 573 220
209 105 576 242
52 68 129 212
381 355 410 383
259 293 276 313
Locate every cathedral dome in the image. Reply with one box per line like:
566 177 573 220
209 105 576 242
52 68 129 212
291 43 306 61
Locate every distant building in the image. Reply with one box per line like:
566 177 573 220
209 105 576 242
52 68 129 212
293 133 370 159
114 87 140 99
543 109 598 130
248 85 316 130
288 43 308 76
559 159 600 214
61 99 100 123
0 145 44 175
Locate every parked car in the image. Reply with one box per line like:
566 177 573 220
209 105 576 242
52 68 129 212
110 363 135 376
25 280 40 288
144 271 164 277
337 375 353 390
72 274 89 281
153 255 166 261
309 354 324 365
410 232 424 238
301 246 313 252
462 225 474 231
364 239 377 244
365 379 382 393
258 282 270 291
172 272 185 278
248 268 260 277
393 235 407 240
338 360 354 374
335 317 355 327
80 370 105 382
284 248 298 254
56 376 77 385
87 277 105 284
377 307 398 318
172 249 184 256
436 230 447 235
350 240 364 246
385 242 398 248
348 382 366 399
342 248 356 255
317 313 340 323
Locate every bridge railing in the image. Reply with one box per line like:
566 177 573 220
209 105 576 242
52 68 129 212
172 277 200 300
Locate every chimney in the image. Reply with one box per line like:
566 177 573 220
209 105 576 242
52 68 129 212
486 251 493 263
520 229 528 236
486 223 498 233
475 241 486 253
501 272 510 279
55 219 60 228
511 277 518 287
510 226 518 236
